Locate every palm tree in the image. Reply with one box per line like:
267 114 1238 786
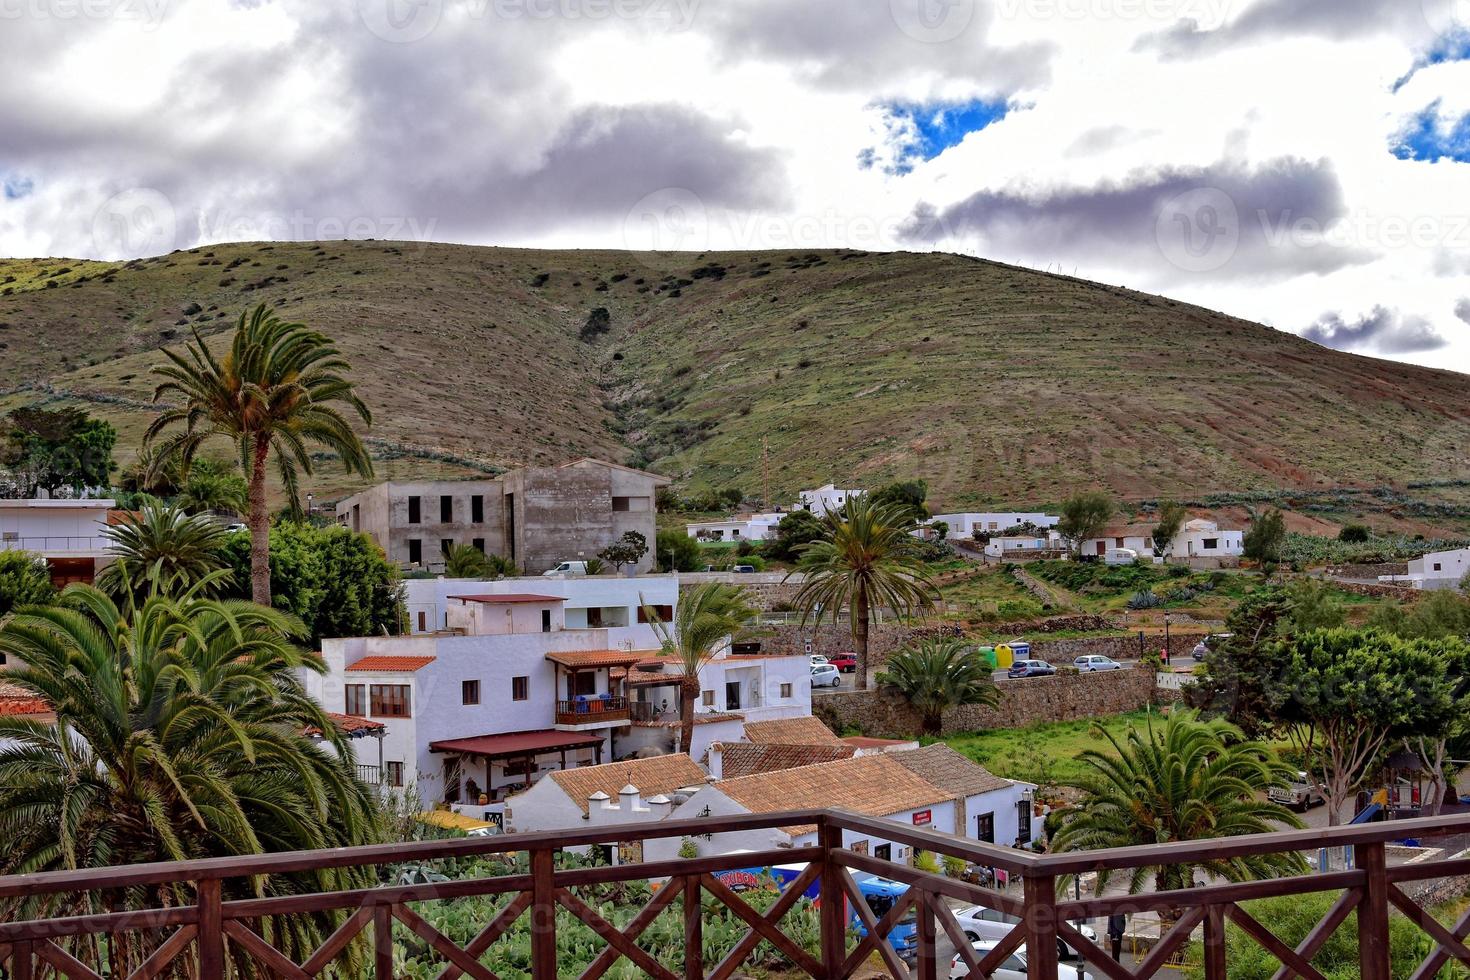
0 584 381 973
444 543 515 579
95 501 231 609
1051 710 1305 894
877 637 999 736
789 496 937 689
146 304 373 606
644 583 757 756
174 458 249 516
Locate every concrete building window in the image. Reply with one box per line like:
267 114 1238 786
471 495 484 524
976 811 995 843
344 684 366 716
1017 800 1032 842
408 496 421 524
385 762 404 788
351 504 360 531
780 683 792 698
408 539 422 565
440 495 453 522
701 690 715 707
370 685 412 718
1434 562 1443 572
1202 538 1218 550
512 676 529 701
442 539 454 558
541 609 552 632
472 538 485 553
637 604 673 624
462 679 480 705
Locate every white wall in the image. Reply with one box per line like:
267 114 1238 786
0 500 114 558
934 513 1059 538
958 785 1040 849
1406 548 1470 587
403 574 677 637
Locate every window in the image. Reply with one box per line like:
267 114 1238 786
440 495 453 522
976 812 995 844
462 679 480 705
442 539 454 557
471 495 484 524
612 495 631 512
370 685 412 718
1202 538 1218 550
407 496 421 524
637 605 673 624
873 843 892 862
385 762 404 787
1434 562 1443 572
512 676 529 701
1115 537 1125 547
416 611 427 632
586 607 604 628
1017 800 1032 842
344 684 366 716
541 609 552 633
472 538 485 553
611 495 649 513
701 690 715 707
408 539 422 565
779 683 792 699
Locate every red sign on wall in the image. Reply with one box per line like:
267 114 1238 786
912 809 932 826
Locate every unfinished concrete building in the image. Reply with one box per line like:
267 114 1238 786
334 459 668 575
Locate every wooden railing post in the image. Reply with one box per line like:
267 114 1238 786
1022 871 1059 979
1357 841 1391 980
11 940 33 980
374 904 393 979
530 846 558 980
915 891 937 980
818 819 847 978
196 879 222 979
1203 905 1227 980
683 875 703 980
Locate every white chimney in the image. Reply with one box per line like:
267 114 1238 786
619 783 643 811
586 790 612 821
645 794 672 819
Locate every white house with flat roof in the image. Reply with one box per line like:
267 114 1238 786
0 498 116 586
798 484 864 514
685 484 864 542
1382 547 1470 590
930 512 1059 540
402 574 677 635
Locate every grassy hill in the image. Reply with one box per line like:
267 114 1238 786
4 241 1470 520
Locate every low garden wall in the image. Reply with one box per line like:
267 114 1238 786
1030 631 1209 662
813 668 1158 738
758 624 1209 665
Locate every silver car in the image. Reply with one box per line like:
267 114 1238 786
810 664 841 688
950 940 1095 979
1074 655 1121 672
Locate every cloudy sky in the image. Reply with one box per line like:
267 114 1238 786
4 0 1470 370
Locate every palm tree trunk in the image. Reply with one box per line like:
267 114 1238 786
679 678 698 757
853 586 870 690
248 433 272 606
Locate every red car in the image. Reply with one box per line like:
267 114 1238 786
827 652 858 673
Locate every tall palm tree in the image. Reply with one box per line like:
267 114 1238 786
644 583 757 756
877 637 999 736
95 501 231 608
0 584 382 973
789 496 937 689
1051 710 1305 894
146 304 373 606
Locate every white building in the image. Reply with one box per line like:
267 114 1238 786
930 512 1059 540
1383 548 1470 590
502 754 709 842
684 484 865 542
1167 519 1244 560
402 574 677 636
887 744 1040 848
0 498 116 586
798 484 865 514
982 532 1063 559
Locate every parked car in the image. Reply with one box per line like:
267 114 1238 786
1074 655 1122 672
732 564 757 573
827 652 858 673
393 866 451 887
1007 659 1056 678
810 664 842 688
1104 548 1138 566
542 560 590 577
950 940 1095 979
809 654 830 667
1268 771 1326 811
952 907 1098 959
1192 632 1233 661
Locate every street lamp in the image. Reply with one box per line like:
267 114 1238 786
305 492 314 515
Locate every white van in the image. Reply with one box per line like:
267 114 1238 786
1103 548 1138 566
542 561 590 577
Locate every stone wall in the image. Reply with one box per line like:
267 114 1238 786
1322 580 1419 600
1324 562 1407 580
813 668 1158 738
757 623 1209 665
1030 631 1209 662
677 572 805 610
758 622 933 660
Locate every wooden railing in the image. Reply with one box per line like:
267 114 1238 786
0 810 1468 978
554 696 630 726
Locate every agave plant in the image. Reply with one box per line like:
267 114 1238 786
1127 589 1161 610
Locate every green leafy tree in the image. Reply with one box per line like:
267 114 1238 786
1057 491 1113 557
598 530 649 573
1369 587 1470 640
220 522 405 645
146 304 374 606
643 583 756 755
1151 500 1187 558
95 503 232 610
763 509 826 562
0 551 56 617
1051 710 1305 893
0 586 382 971
1243 508 1287 571
1 406 116 497
655 528 703 572
868 480 929 521
1281 577 1346 633
1337 523 1371 544
789 496 937 689
1267 628 1460 824
928 520 949 543
876 637 999 736
444 544 515 580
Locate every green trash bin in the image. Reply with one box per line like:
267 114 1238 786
977 646 997 670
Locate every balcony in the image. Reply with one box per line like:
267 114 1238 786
1 810 1467 979
354 764 383 785
554 695 630 729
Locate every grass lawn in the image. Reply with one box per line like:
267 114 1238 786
938 710 1166 788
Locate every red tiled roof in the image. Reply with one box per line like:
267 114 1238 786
450 593 565 604
429 729 605 758
633 711 744 729
742 716 843 746
548 755 709 813
0 683 50 717
304 713 387 738
345 655 436 673
546 649 653 669
841 736 917 750
714 741 857 779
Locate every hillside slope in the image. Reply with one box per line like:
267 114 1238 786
2 242 1468 509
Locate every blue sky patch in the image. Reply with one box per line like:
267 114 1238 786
1392 100 1470 163
865 98 1012 175
3 175 33 200
1393 28 1470 92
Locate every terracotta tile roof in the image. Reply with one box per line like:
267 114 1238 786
714 754 957 837
842 736 918 750
633 712 744 728
742 716 843 746
714 741 856 779
888 743 1017 797
621 668 676 686
306 712 387 737
450 593 565 604
345 655 436 673
545 649 654 669
547 755 709 814
0 682 51 717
